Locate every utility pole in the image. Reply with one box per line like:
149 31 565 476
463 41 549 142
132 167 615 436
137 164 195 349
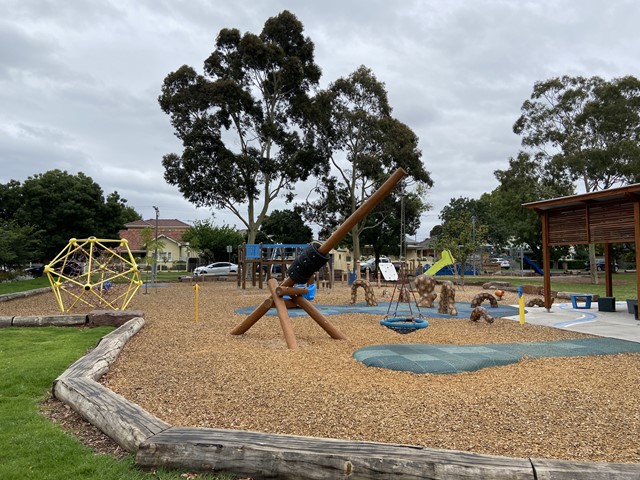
153 205 159 290
399 184 406 263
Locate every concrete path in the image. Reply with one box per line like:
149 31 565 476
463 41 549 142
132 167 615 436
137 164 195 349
504 301 640 343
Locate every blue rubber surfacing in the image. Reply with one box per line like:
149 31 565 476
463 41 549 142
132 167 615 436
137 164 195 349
235 301 519 319
353 338 640 374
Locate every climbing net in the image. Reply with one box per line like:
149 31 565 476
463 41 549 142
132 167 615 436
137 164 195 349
45 237 143 312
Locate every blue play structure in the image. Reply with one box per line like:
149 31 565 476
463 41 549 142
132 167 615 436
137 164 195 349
523 255 543 275
433 263 476 276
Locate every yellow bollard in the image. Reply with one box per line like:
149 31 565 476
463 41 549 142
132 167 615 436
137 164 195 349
194 282 200 322
518 286 525 325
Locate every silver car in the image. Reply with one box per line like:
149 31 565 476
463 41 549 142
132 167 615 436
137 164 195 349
193 262 238 276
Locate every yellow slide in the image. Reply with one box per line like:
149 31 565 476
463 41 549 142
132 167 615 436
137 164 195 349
425 250 455 275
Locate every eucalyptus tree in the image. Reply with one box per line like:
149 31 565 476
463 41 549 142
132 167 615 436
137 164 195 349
159 11 327 244
304 66 432 263
513 75 640 192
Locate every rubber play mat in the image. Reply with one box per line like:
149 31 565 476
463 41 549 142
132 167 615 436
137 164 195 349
353 338 640 374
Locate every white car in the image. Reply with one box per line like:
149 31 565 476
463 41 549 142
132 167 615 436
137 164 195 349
193 262 238 276
490 258 511 268
360 256 391 273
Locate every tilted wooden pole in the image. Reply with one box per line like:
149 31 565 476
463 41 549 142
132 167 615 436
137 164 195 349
230 167 407 337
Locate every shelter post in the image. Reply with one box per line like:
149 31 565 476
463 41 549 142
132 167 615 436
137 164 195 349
604 242 613 297
541 211 552 311
635 201 640 305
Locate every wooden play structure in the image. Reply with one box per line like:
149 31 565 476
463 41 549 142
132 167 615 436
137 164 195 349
438 280 458 315
230 168 406 349
237 243 334 290
470 292 499 308
470 306 494 324
350 279 378 306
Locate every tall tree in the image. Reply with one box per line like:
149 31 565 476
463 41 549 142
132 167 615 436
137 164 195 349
159 11 327 244
513 75 640 192
304 66 432 263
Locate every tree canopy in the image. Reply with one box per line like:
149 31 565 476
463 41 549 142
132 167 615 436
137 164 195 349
257 209 313 244
302 66 432 262
1 170 140 262
182 220 244 263
513 75 640 193
435 197 488 281
492 152 574 262
159 10 327 244
512 75 640 278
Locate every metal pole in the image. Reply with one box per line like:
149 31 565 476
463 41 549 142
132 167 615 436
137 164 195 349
153 205 159 290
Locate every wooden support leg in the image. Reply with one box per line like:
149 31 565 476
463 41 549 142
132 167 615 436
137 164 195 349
267 278 298 350
292 295 347 340
229 297 273 335
231 168 406 342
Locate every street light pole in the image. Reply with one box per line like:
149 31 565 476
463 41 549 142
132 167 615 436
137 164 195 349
153 206 159 289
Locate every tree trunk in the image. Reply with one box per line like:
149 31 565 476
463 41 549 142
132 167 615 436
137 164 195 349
352 226 361 272
588 243 599 284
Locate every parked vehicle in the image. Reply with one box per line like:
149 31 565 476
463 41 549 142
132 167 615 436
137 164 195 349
490 257 511 269
24 265 44 277
360 256 390 274
584 259 619 272
193 262 238 276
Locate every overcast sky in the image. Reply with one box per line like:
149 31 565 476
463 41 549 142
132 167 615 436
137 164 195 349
3 0 639 240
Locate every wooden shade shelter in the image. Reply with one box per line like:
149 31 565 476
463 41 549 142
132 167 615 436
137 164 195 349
523 184 640 310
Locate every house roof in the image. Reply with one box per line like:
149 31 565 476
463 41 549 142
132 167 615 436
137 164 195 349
119 219 191 251
125 219 191 229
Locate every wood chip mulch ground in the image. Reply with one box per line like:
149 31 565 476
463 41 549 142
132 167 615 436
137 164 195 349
6 280 640 464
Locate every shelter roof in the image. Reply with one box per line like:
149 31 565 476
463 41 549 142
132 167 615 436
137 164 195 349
523 183 640 212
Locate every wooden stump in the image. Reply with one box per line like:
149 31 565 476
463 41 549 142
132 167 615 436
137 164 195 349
350 279 378 306
415 274 437 307
470 306 494 324
438 281 458 315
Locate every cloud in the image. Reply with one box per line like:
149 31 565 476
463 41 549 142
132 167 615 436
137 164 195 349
2 0 640 241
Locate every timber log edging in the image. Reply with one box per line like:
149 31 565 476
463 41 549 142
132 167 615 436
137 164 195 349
46 319 640 479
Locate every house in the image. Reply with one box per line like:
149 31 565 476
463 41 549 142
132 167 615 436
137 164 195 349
118 219 198 271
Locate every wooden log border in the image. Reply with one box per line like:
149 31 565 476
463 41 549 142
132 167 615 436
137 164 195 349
0 304 632 479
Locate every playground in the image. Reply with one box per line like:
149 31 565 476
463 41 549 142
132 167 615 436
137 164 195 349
5 281 640 464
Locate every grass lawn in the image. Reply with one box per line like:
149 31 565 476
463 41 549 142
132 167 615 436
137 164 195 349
0 271 189 297
0 277 50 295
448 271 639 300
0 327 231 480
